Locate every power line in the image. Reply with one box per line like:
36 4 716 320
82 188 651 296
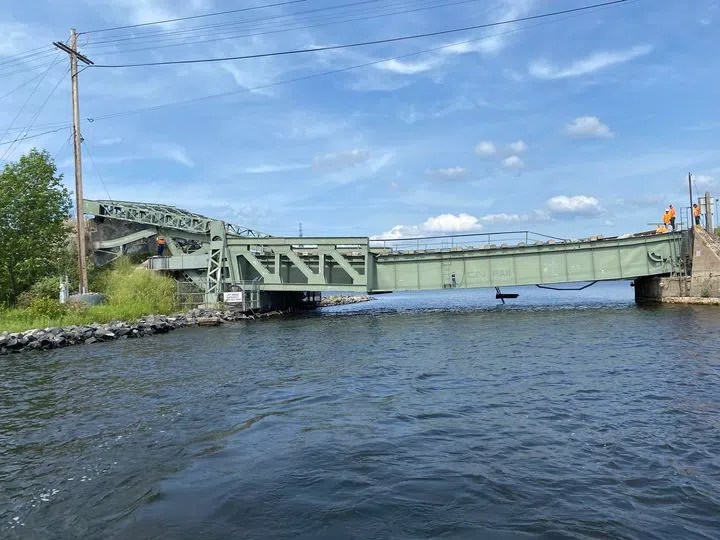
81 0 309 34
0 127 70 147
82 138 114 201
90 1 631 69
0 46 54 66
0 59 60 78
87 2 622 122
0 121 73 135
53 131 74 156
0 55 63 160
0 72 49 101
83 0 473 53
87 0 490 57
0 66 69 163
84 0 391 46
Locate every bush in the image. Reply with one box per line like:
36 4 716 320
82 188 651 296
102 258 177 315
27 297 68 318
17 276 62 308
0 257 179 333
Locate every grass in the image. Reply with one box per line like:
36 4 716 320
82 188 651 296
0 259 179 333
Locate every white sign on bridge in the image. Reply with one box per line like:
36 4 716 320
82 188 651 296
223 291 244 303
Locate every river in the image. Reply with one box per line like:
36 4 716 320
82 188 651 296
1 282 719 539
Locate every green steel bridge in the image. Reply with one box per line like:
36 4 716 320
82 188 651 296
84 199 687 306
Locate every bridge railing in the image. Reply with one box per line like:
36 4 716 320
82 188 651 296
368 231 568 253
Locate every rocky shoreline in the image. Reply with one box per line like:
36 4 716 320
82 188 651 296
0 308 287 356
318 295 374 307
1 296 377 356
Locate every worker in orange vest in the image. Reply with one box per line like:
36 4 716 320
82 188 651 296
693 204 701 226
663 208 671 229
157 236 167 256
668 204 676 230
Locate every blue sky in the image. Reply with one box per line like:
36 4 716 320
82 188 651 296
1 0 718 239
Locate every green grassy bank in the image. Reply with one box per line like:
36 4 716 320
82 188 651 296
0 259 178 333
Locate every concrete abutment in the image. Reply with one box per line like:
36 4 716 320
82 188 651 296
634 228 720 305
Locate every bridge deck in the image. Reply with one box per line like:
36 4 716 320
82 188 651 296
371 232 682 292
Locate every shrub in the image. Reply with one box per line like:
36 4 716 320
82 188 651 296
17 276 62 308
102 258 177 315
27 297 68 318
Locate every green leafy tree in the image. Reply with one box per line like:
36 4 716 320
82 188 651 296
0 149 72 305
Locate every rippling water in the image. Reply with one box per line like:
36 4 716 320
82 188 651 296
2 283 720 539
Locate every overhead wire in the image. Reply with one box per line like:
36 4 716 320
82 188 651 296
0 126 71 147
0 47 56 68
86 0 493 57
83 0 387 46
84 0 480 51
87 0 627 122
80 0 309 34
82 138 114 201
0 71 51 101
52 131 74 157
0 65 70 163
89 1 631 68
0 53 64 161
0 58 61 78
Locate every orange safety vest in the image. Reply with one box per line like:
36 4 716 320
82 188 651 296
694 207 700 217
663 212 670 225
157 238 166 245
669 207 676 218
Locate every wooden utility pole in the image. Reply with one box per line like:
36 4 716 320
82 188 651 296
54 30 93 294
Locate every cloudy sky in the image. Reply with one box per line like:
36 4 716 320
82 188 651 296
1 0 718 239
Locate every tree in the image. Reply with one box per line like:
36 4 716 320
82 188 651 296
0 149 72 306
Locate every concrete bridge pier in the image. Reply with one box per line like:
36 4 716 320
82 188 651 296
634 228 720 305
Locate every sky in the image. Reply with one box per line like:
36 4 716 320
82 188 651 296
0 0 718 240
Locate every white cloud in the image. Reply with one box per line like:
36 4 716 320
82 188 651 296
97 137 123 146
376 58 437 75
478 210 550 225
442 37 505 56
345 74 412 93
546 195 602 216
616 194 666 208
529 45 653 79
104 0 212 28
474 141 496 157
423 213 483 233
442 0 536 56
425 167 469 179
367 152 394 175
565 116 614 139
693 174 716 188
374 213 482 239
374 207 554 239
506 140 528 154
312 149 370 171
152 144 194 168
242 164 309 174
502 155 524 169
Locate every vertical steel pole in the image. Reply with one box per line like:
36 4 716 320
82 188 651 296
69 29 88 294
688 172 694 229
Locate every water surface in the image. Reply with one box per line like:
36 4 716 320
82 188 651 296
2 283 719 539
